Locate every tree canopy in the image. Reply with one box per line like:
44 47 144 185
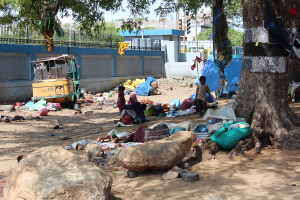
0 0 242 36
196 28 243 46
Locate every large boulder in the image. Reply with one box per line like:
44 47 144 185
4 147 112 200
114 131 196 171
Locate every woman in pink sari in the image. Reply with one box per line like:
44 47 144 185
127 92 138 105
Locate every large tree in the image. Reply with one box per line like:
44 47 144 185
235 0 300 153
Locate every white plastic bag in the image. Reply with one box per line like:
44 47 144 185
203 99 238 121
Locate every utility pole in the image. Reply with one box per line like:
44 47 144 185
69 9 72 47
195 18 198 52
176 11 179 29
183 8 186 52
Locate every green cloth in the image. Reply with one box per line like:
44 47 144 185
211 122 252 150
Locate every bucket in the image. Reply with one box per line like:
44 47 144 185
154 106 164 116
144 108 154 116
169 102 176 110
195 132 210 140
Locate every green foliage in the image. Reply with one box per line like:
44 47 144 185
145 26 156 30
0 0 242 34
197 28 243 46
197 28 213 41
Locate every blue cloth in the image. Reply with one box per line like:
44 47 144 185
264 1 292 60
24 101 34 107
190 93 218 107
171 98 180 108
123 102 146 122
207 118 219 125
194 54 242 93
169 127 186 135
213 0 232 68
135 77 158 96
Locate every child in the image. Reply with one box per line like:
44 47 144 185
117 86 126 113
195 76 211 117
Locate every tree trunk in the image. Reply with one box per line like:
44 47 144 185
236 0 300 152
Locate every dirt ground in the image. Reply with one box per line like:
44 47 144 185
1 77 300 200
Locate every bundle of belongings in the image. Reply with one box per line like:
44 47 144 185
195 99 252 150
135 77 161 96
96 122 199 149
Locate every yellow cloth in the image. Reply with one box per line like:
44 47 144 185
118 42 130 56
123 78 145 90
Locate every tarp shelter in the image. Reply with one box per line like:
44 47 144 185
194 54 242 94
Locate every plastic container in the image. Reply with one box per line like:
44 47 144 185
154 106 164 116
169 102 176 110
144 108 154 116
47 103 61 110
195 132 210 140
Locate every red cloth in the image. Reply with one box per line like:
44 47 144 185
127 126 147 143
122 115 134 125
290 8 297 16
182 99 194 110
118 104 124 113
162 104 170 113
117 91 125 105
140 99 155 104
13 102 25 107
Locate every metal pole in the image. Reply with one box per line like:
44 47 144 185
79 29 81 47
69 9 72 47
183 8 186 52
195 19 198 53
176 11 178 29
73 31 75 47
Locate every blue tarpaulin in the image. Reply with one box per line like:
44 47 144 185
135 77 158 96
195 54 242 94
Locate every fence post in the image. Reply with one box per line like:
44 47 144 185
73 31 76 47
26 26 29 44
110 35 112 48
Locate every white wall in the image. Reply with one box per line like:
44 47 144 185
165 62 202 78
162 41 178 62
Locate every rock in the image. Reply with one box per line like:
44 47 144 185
290 183 297 186
180 83 188 87
182 172 199 182
85 143 104 161
106 156 116 166
114 131 196 171
127 170 139 178
162 171 178 180
189 83 193 88
203 196 224 200
174 77 184 80
92 157 107 166
4 147 112 200
0 105 14 111
172 166 184 177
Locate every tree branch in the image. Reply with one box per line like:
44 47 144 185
43 0 64 15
